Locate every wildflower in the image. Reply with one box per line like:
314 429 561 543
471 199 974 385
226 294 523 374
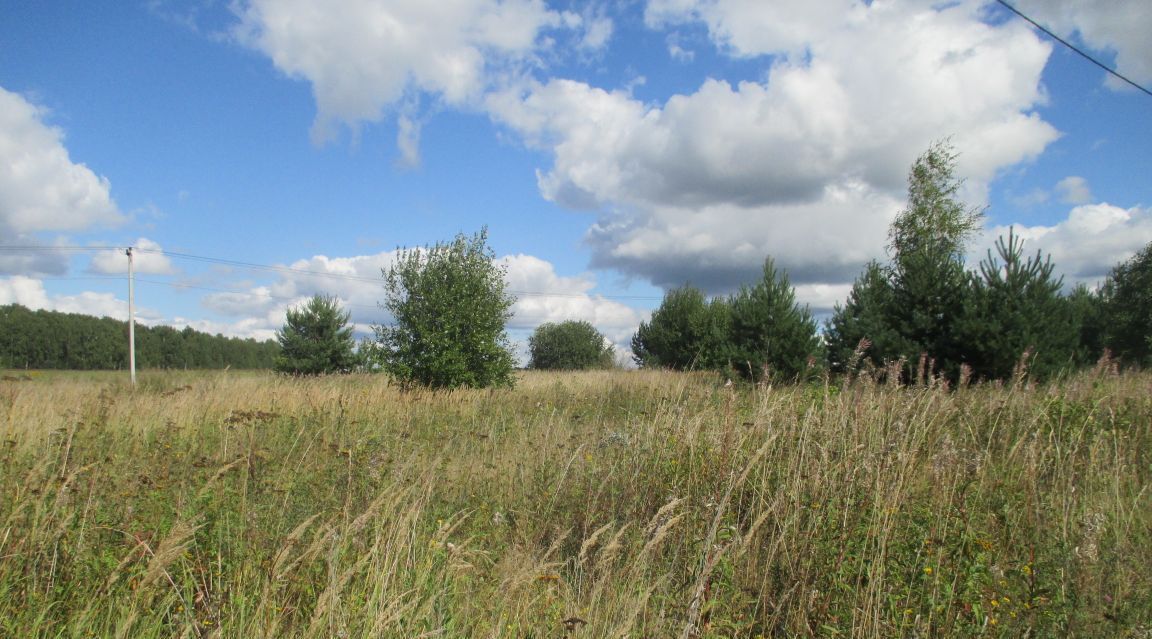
923 566 933 576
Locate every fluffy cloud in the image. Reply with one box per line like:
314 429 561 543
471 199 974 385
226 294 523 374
88 238 176 275
195 248 647 360
500 254 645 343
0 276 140 321
489 0 1057 294
645 0 859 58
986 203 1152 283
1055 176 1092 205
0 86 122 236
172 316 280 343
232 0 597 148
0 273 280 342
199 251 402 342
581 180 901 295
1013 0 1152 87
0 243 71 277
0 276 51 309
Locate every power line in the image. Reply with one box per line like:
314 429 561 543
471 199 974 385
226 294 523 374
138 248 662 300
0 245 122 252
2 244 662 302
995 0 1152 98
133 278 384 311
135 248 384 285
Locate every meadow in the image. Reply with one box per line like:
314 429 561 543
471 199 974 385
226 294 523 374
0 367 1149 638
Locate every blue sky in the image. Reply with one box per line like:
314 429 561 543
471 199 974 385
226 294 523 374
1 0 1150 362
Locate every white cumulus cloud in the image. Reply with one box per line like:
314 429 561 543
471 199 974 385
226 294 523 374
488 0 1058 294
986 203 1152 284
0 276 154 322
193 248 648 360
1055 176 1092 205
232 0 590 150
1013 0 1152 87
88 238 177 275
500 253 645 343
0 86 122 235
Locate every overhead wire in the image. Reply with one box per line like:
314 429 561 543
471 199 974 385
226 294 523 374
1 244 664 302
132 278 384 311
995 0 1152 98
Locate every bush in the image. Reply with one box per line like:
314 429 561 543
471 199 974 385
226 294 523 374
529 320 614 370
375 229 516 388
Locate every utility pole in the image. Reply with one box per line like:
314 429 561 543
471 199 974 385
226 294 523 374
127 247 136 387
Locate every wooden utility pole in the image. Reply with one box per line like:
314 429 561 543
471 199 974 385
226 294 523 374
127 247 136 386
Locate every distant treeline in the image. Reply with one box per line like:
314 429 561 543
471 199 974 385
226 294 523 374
0 304 279 370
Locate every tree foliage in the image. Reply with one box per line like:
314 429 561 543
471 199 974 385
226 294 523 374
1099 241 1152 366
727 257 820 381
888 141 984 265
631 286 729 370
885 141 984 379
375 229 516 389
826 141 984 380
1067 284 1107 365
824 261 911 374
0 303 278 370
961 228 1078 381
274 295 358 376
529 320 614 370
822 141 1139 383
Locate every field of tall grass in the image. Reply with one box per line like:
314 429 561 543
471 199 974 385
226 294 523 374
1 367 1149 638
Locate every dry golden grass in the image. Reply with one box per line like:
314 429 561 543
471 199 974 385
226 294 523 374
0 367 1149 637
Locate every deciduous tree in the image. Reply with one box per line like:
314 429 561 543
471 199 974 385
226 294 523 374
376 229 516 388
885 141 983 379
529 320 614 370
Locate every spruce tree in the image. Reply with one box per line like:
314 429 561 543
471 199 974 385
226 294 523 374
824 260 915 374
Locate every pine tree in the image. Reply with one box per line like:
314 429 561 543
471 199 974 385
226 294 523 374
962 228 1078 381
275 295 357 375
631 286 729 370
727 257 820 381
824 260 912 374
1099 241 1152 366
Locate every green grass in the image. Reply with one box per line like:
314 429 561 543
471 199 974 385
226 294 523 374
0 368 1149 637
